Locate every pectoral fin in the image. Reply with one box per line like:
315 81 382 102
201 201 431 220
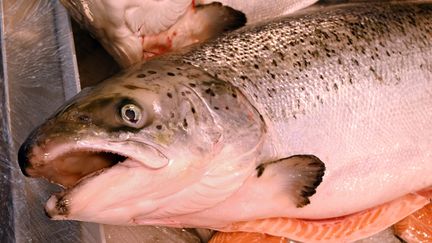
256 155 325 208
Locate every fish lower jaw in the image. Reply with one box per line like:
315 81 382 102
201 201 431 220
42 156 166 223
32 146 149 219
43 165 112 220
45 193 68 220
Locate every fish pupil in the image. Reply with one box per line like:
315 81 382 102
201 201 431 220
125 109 138 123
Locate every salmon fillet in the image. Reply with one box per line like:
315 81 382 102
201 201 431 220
394 202 432 243
211 190 432 242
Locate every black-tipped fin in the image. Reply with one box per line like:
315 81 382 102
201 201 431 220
256 155 325 208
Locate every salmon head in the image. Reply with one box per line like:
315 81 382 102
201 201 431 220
18 60 266 225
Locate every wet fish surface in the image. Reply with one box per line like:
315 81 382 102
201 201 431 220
18 1 432 242
60 0 318 67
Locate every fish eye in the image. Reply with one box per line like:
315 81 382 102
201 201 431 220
120 104 145 128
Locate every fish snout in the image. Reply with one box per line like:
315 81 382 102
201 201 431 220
18 136 34 177
17 127 42 177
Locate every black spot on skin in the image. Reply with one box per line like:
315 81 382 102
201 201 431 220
205 88 216 97
167 92 173 98
124 84 141 90
225 106 229 110
276 51 285 61
167 72 175 76
311 50 319 58
156 125 162 130
256 164 265 177
189 83 196 87
370 66 384 83
137 74 146 78
148 70 157 74
191 107 196 113
254 64 259 69
239 75 248 80
183 119 188 128
170 112 175 118
214 106 219 110
325 83 331 92
232 93 237 98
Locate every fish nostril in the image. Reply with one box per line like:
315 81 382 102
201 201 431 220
17 140 32 177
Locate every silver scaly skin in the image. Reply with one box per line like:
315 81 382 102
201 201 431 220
166 1 432 221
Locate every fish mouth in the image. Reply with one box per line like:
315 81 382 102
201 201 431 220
19 134 169 188
19 139 165 219
23 146 130 188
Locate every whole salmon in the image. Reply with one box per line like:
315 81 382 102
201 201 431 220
18 2 432 242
